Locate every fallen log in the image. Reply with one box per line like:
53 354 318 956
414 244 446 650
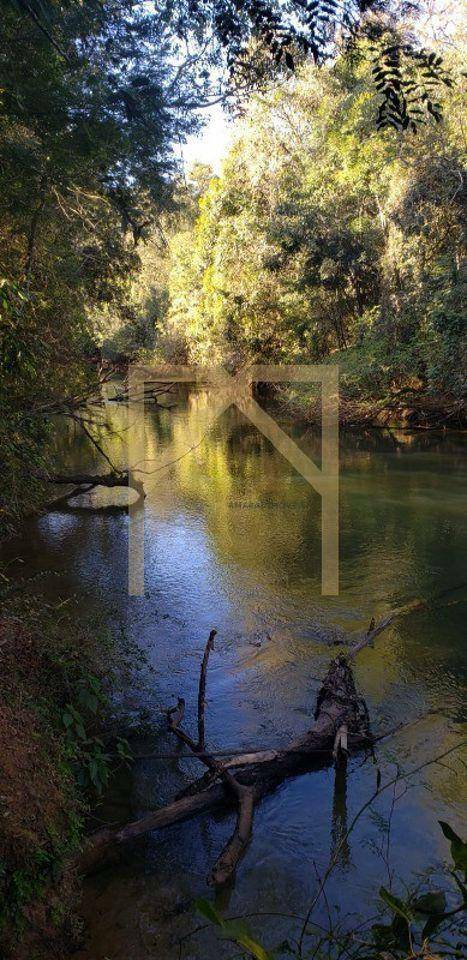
39 470 145 509
78 620 384 882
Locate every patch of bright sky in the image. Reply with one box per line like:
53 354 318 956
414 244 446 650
180 101 233 174
179 0 465 175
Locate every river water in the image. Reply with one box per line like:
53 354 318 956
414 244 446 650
2 387 466 959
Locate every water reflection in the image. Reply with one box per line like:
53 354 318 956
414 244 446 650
1 388 465 959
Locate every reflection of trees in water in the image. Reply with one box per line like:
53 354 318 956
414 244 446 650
43 394 465 647
226 420 267 459
152 395 466 717
167 399 314 574
119 394 466 613
45 396 466 605
331 764 350 868
339 426 466 458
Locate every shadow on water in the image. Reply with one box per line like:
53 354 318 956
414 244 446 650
1 388 466 959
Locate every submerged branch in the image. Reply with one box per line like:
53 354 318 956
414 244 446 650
38 470 145 509
165 631 255 884
198 629 217 751
79 637 377 882
78 584 465 883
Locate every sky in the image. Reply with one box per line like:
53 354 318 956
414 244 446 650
179 0 464 175
181 102 232 174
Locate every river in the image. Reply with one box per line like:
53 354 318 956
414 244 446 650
2 386 466 959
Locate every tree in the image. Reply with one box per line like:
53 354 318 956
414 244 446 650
9 1 455 130
0 1 203 532
162 42 466 417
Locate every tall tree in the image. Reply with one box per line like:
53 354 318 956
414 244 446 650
163 42 465 414
0 1 205 531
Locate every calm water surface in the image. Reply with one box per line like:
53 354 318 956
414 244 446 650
2 388 466 959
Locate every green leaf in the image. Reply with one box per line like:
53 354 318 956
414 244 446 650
195 897 223 927
239 936 270 959
413 891 446 915
75 721 87 740
379 886 414 923
439 821 467 878
195 904 271 959
422 912 448 940
218 918 251 939
116 738 133 761
224 926 270 960
225 921 270 960
391 914 411 950
79 690 98 713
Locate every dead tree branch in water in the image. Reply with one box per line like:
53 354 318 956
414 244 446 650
37 469 145 509
78 586 466 883
78 622 388 882
109 380 177 408
164 631 254 885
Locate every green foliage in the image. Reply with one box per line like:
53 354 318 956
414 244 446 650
379 886 415 923
0 587 137 956
61 676 132 795
171 1 453 130
0 4 461 536
161 44 465 420
196 899 272 959
371 36 453 132
0 1 202 535
369 821 467 956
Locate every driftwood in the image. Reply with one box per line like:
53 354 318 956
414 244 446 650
78 615 393 883
40 470 145 509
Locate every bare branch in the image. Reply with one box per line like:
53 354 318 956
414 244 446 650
210 783 255 886
198 629 217 750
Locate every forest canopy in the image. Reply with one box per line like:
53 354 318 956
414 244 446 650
0 0 465 535
161 43 465 417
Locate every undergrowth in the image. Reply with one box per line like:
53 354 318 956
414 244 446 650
0 581 142 959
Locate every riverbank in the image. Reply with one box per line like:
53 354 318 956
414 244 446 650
0 586 140 960
276 383 466 430
100 355 466 431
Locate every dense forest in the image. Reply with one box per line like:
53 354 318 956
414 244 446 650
0 3 466 960
161 52 466 414
1 0 466 535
